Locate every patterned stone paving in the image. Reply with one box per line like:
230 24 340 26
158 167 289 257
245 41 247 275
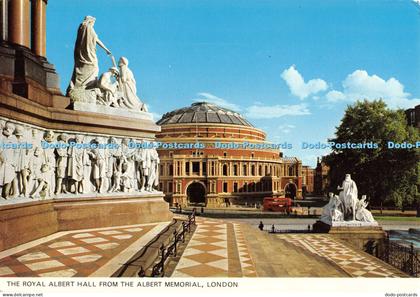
0 223 159 277
172 218 257 277
279 234 406 277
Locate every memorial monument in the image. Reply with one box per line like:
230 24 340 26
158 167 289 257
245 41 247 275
314 174 384 250
0 7 171 252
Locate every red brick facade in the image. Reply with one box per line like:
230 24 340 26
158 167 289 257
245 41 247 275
156 110 302 207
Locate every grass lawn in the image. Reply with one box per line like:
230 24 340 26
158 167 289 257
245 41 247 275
374 216 420 222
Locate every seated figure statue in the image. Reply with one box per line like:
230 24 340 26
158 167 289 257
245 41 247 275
118 57 148 112
320 192 344 224
355 195 375 222
98 67 120 106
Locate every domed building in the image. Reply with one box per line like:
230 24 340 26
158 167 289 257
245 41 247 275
156 102 302 208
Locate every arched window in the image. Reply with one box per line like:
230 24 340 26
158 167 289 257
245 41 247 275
251 165 255 176
233 164 238 176
243 164 247 176
223 164 228 176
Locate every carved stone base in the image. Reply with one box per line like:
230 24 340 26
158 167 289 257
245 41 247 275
0 193 173 252
313 220 386 252
73 101 153 121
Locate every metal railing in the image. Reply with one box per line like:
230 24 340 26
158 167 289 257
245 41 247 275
267 224 313 234
139 210 196 277
376 237 419 277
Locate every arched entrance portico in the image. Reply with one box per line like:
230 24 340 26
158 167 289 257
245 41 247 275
187 182 206 205
284 182 297 199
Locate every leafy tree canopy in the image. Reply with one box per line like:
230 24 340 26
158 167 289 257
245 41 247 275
325 99 419 209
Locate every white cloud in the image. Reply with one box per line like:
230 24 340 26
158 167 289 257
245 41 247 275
326 70 420 108
325 90 346 102
245 103 310 119
277 124 296 134
193 92 241 111
413 0 420 7
281 65 328 99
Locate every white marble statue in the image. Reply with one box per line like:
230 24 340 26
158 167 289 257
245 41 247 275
89 137 109 193
355 195 375 223
320 193 344 224
68 16 111 93
338 173 358 221
98 67 120 106
320 174 377 226
118 57 148 112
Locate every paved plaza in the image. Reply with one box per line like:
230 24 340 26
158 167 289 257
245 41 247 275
0 222 169 277
0 217 409 278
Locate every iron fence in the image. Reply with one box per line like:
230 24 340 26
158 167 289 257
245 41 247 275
376 237 419 277
145 210 196 277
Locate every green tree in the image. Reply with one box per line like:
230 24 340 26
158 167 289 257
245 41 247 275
325 100 419 215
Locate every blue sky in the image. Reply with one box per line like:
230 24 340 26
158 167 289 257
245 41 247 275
47 0 420 167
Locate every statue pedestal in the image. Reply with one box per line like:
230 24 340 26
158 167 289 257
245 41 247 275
313 220 386 252
73 101 153 121
0 193 173 252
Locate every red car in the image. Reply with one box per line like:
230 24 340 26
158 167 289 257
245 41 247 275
263 197 292 213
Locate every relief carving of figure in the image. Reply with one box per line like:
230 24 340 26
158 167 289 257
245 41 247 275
67 135 88 194
28 147 46 199
42 130 56 198
147 149 159 192
14 125 30 197
55 133 69 194
0 120 6 196
1 122 18 199
89 137 108 193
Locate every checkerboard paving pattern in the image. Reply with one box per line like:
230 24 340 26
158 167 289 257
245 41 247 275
171 218 257 277
0 224 157 277
279 234 404 277
233 223 257 277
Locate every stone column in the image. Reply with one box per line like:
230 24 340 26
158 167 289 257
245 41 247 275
1 0 8 41
31 0 47 56
8 0 30 47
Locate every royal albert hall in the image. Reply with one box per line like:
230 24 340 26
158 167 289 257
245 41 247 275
156 102 302 208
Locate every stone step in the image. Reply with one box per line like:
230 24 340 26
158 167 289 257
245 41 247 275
240 226 349 277
112 219 186 277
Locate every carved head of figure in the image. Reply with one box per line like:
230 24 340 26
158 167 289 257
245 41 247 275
118 57 129 67
31 128 38 138
75 134 84 143
83 15 96 26
34 147 42 157
60 133 69 142
0 119 6 131
345 174 351 181
110 67 119 75
44 130 55 142
122 138 130 146
14 125 25 137
3 122 15 137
